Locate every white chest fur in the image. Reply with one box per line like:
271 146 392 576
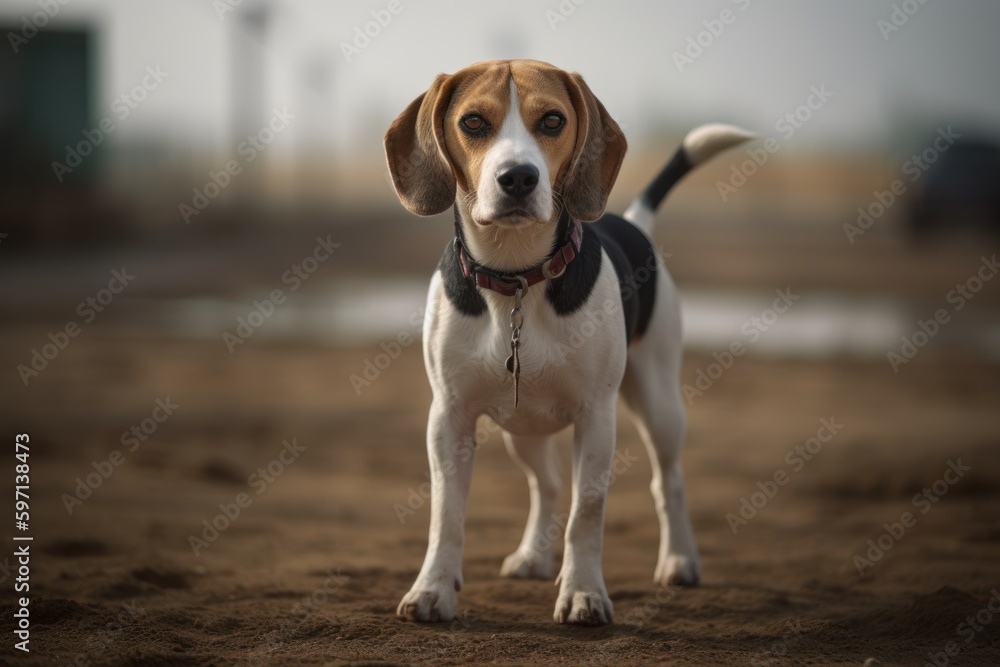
422 252 627 436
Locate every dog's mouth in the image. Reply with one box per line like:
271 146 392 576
479 208 538 227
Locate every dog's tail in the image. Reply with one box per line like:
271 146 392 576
623 123 756 233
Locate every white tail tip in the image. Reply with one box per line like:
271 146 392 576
682 124 757 166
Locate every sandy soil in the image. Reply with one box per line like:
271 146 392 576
1 322 998 666
1 209 998 666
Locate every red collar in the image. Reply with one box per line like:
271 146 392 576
455 217 583 297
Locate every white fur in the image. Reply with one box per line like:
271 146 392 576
398 251 632 625
682 123 757 166
399 244 702 627
622 198 655 232
397 91 710 628
469 80 554 231
624 123 756 234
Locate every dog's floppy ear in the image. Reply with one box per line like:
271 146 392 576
384 74 459 216
559 72 627 222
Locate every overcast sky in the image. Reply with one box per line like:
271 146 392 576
4 0 999 156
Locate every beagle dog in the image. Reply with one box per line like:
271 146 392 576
384 59 753 626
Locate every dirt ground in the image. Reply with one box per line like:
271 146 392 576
1 215 999 666
0 331 997 666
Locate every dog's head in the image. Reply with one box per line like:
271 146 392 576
384 59 626 227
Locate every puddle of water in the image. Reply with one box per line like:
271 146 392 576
680 289 908 358
150 279 428 347
134 280 1000 361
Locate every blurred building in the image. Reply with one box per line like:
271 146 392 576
2 1 1000 241
0 1 344 238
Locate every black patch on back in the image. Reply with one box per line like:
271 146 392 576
590 214 658 342
437 238 486 317
438 207 658 343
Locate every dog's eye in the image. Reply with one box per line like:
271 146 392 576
539 113 565 134
461 115 487 134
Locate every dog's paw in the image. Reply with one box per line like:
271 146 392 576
655 554 701 587
553 589 613 626
500 550 554 579
397 586 456 623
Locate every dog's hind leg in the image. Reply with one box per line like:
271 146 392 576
621 280 701 587
500 432 561 580
622 363 701 586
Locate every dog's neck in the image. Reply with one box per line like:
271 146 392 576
453 198 569 275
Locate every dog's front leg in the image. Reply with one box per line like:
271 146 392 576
554 397 617 625
397 400 476 623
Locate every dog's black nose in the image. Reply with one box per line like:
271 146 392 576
496 164 539 200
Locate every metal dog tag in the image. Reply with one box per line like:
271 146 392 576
507 287 524 407
506 335 520 406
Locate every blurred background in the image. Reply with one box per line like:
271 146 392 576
2 0 999 351
1 1 998 665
